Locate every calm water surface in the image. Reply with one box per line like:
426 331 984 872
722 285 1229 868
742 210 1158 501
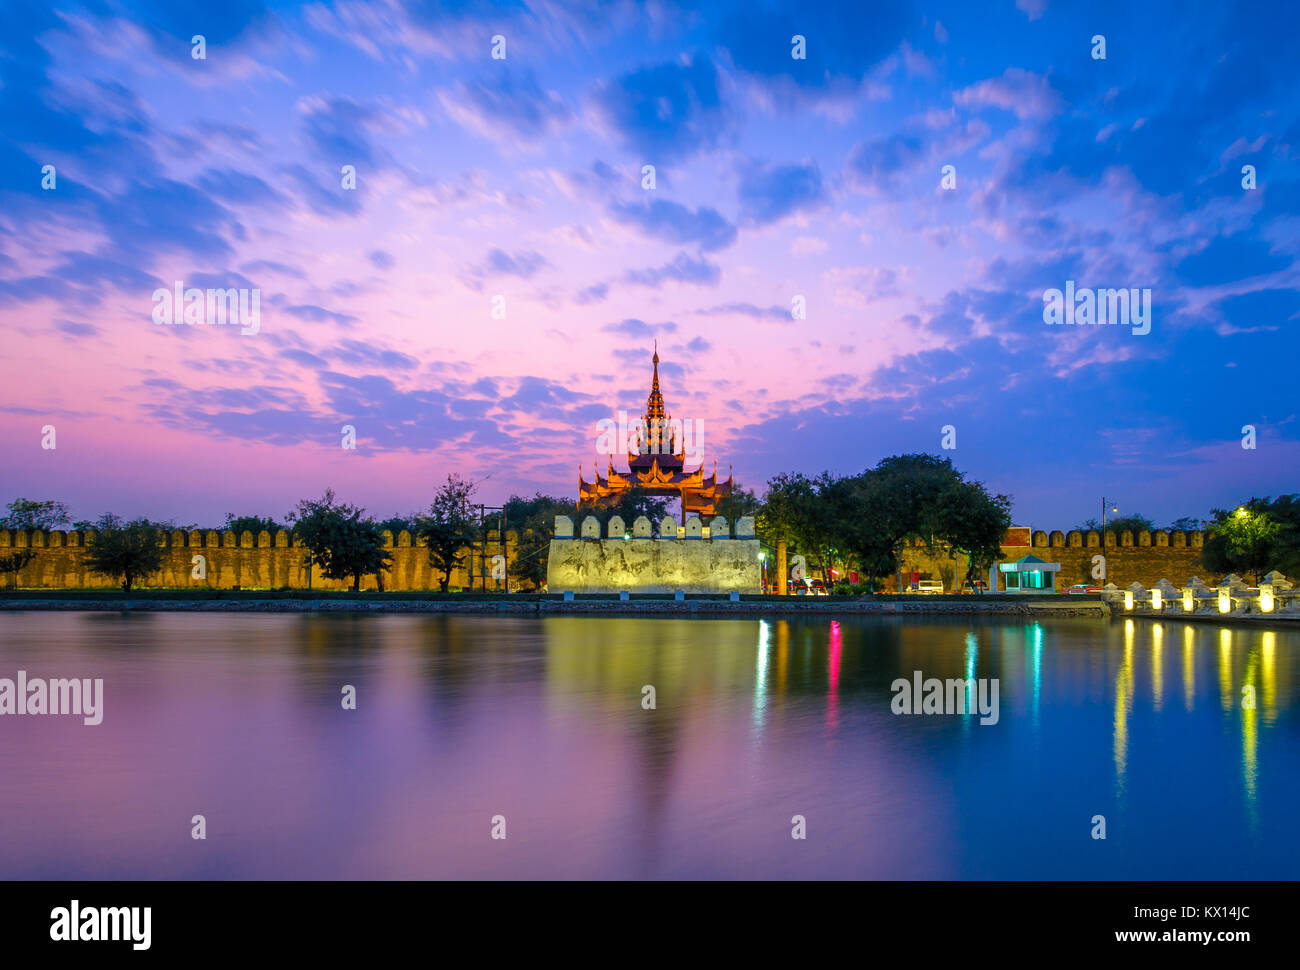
1 611 1296 879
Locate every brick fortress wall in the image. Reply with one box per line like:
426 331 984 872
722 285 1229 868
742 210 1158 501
0 528 522 591
896 527 1209 590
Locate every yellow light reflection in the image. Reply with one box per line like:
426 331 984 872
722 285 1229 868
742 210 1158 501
1242 650 1259 814
1262 631 1276 718
1218 629 1233 712
1114 620 1134 792
1151 622 1163 710
1182 625 1195 713
754 619 770 730
776 620 789 697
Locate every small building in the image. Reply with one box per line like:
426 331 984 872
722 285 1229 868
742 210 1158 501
994 554 1061 593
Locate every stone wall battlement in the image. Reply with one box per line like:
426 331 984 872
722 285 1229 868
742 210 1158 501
555 514 755 540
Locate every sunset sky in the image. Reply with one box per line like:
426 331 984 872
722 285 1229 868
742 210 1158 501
2 0 1297 528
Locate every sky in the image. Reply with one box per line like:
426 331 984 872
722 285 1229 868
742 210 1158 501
2 0 1298 529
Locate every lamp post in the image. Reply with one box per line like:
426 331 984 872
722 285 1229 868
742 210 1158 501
1101 497 1117 540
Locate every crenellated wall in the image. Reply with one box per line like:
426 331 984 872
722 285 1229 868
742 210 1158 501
0 528 524 591
547 514 761 593
2 524 1217 593
896 528 1210 590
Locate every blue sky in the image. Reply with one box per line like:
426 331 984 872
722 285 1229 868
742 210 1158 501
1 0 1297 527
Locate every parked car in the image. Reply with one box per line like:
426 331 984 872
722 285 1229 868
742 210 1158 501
788 579 828 596
907 579 945 594
960 579 988 593
1061 584 1101 595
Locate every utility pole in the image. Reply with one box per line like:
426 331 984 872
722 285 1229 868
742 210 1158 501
471 503 508 593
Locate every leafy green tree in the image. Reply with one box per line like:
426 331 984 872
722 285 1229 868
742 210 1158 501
3 498 70 532
73 513 124 532
713 486 761 535
1167 516 1205 532
933 480 1013 590
1080 513 1155 540
1202 498 1296 583
0 550 37 588
377 515 419 539
831 471 908 590
756 472 817 549
84 519 166 591
224 513 285 537
416 475 478 593
505 492 579 589
288 489 392 591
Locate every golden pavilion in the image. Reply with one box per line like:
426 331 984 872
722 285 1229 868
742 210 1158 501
579 347 733 518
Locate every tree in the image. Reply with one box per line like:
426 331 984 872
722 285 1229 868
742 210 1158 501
3 498 70 532
756 472 820 591
224 513 284 536
416 475 478 593
288 489 392 591
504 492 578 590
932 480 1013 591
1168 516 1205 532
1080 513 1155 539
84 519 166 591
756 472 817 549
713 486 761 534
0 550 36 588
1202 498 1297 583
377 515 419 539
833 472 904 591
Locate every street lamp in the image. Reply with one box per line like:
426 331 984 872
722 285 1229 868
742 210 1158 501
1101 497 1118 538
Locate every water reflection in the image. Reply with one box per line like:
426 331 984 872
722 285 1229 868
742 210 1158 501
0 611 1297 879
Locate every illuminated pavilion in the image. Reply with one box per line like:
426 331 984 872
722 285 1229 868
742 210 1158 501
579 347 733 518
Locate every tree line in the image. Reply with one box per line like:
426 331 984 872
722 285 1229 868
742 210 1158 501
3 473 1297 592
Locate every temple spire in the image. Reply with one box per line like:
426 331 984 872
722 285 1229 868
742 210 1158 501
645 342 665 424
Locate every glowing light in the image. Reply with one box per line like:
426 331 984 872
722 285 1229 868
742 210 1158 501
827 620 841 730
1183 589 1193 612
1260 587 1274 612
1151 588 1162 610
1151 622 1163 710
965 632 978 715
1114 622 1135 790
1218 629 1233 712
1124 590 1134 610
1235 507 1248 518
753 620 770 730
1218 589 1231 613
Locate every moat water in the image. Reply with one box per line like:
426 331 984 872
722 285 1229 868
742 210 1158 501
1 611 1296 879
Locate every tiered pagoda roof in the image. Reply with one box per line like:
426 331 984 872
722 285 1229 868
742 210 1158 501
579 347 733 518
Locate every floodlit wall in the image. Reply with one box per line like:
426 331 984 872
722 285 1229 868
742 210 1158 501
0 528 521 591
546 515 761 593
